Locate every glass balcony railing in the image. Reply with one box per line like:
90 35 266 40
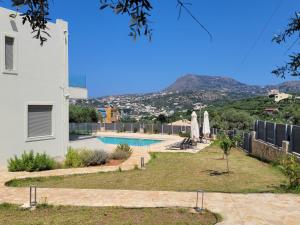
69 75 87 88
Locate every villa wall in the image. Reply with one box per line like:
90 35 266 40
0 7 69 165
251 131 289 162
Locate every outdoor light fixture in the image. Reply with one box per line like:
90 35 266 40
140 157 145 169
29 185 37 207
195 189 204 213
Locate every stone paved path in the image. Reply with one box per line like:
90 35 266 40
0 150 300 225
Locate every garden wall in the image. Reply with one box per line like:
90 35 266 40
251 131 289 162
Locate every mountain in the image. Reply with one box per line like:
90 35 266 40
164 74 300 94
265 81 300 93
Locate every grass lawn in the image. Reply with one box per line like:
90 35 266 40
7 145 288 193
0 203 221 225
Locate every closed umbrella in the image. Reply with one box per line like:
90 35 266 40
202 111 210 138
190 111 200 142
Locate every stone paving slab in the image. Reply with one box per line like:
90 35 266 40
0 187 299 225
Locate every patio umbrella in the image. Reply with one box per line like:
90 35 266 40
190 111 200 142
202 111 210 137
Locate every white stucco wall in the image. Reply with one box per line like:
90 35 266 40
0 7 69 166
69 87 88 99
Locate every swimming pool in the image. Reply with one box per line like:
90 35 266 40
97 136 162 146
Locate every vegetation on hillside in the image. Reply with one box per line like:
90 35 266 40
207 96 300 129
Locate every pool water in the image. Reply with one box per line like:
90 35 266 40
97 136 162 146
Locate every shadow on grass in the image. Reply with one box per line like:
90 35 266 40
203 170 232 176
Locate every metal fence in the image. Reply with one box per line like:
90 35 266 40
70 121 300 154
255 120 300 154
69 122 220 136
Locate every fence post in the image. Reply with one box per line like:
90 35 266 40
285 124 288 140
172 124 174 135
162 124 164 134
131 124 133 133
273 123 277 146
255 120 258 139
290 125 293 153
242 132 245 150
264 121 267 142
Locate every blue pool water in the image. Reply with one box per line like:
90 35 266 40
97 136 162 146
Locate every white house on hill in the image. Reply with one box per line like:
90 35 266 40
0 7 69 165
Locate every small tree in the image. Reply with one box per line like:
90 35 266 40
219 135 233 173
157 114 167 124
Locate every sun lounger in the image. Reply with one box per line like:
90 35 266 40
166 138 187 150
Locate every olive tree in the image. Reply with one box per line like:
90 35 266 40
6 0 212 45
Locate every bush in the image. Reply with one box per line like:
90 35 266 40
8 151 55 172
78 149 93 166
64 147 83 168
84 150 108 166
111 144 132 160
179 132 190 138
278 154 300 188
65 148 109 168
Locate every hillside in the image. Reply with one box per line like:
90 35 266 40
207 96 300 130
265 80 300 93
165 74 300 94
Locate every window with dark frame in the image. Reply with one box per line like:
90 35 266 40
5 36 14 71
28 105 53 138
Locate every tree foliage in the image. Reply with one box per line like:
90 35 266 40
5 0 211 44
157 114 167 124
273 12 300 78
100 0 153 41
12 0 50 45
69 105 98 123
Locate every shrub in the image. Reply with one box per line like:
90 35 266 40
65 148 109 168
84 150 108 166
33 153 55 171
179 132 190 138
278 154 300 188
111 144 132 160
78 149 93 166
64 147 83 168
7 151 55 172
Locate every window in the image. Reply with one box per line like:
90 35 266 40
5 36 14 71
28 105 53 138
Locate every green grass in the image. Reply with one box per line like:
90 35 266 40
0 203 221 225
7 146 288 193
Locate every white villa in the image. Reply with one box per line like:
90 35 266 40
0 7 70 165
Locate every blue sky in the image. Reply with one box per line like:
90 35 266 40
2 0 300 97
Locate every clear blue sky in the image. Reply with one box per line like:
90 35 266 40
2 0 300 97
